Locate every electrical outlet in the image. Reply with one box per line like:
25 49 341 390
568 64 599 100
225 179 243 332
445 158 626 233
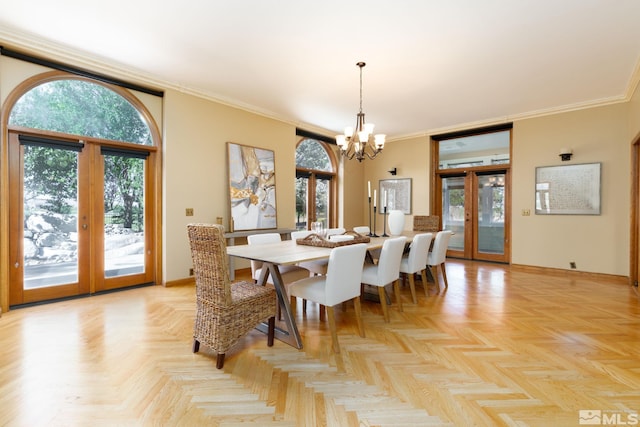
570 261 576 269
185 208 194 216
189 268 194 276
522 209 531 216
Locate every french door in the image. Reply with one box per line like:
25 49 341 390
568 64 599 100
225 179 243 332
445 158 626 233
8 131 154 306
438 169 510 263
295 171 333 230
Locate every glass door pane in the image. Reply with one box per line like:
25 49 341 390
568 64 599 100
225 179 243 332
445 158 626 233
22 145 80 289
442 176 465 252
315 177 330 229
476 173 505 256
295 175 309 230
103 154 145 278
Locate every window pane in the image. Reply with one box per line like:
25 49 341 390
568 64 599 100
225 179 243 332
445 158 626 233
438 131 510 170
295 176 309 230
442 176 465 251
315 177 330 228
23 145 79 288
9 79 152 145
296 139 332 171
477 174 505 255
104 155 145 277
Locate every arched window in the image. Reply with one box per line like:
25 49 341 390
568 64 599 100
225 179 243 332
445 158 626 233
5 74 159 306
9 79 152 145
295 138 337 230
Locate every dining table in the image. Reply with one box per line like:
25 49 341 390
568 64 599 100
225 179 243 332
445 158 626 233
226 230 420 349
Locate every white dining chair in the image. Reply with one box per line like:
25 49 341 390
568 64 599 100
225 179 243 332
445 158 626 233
399 233 433 302
247 233 310 312
427 230 453 292
360 236 407 322
288 243 368 353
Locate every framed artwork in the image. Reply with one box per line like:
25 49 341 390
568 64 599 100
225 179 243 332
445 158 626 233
379 178 412 214
535 162 601 215
227 142 277 230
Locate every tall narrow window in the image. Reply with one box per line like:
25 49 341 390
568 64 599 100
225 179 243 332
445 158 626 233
295 138 336 230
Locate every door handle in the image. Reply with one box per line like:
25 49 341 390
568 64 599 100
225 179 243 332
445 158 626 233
82 223 88 230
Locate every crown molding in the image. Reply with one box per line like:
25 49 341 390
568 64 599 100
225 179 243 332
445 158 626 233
2 27 638 144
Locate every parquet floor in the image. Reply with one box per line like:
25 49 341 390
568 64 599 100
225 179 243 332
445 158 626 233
1 260 639 426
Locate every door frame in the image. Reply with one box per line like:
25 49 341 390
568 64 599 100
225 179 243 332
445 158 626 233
630 131 640 287
8 131 91 304
7 129 157 305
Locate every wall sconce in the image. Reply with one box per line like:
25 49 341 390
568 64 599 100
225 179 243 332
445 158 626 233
559 148 573 161
388 167 397 175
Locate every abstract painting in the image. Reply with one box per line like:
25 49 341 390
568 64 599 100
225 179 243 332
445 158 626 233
227 142 277 230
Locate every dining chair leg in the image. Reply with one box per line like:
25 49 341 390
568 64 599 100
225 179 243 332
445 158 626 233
378 286 390 322
267 316 275 347
290 296 297 314
393 279 403 312
319 304 326 322
407 273 417 304
420 269 429 297
216 353 226 369
326 306 340 353
440 262 449 288
428 265 440 292
353 296 365 338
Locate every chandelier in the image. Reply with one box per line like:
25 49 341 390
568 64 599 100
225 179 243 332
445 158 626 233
336 62 385 162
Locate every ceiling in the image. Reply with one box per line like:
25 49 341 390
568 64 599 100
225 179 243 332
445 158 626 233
1 1 640 141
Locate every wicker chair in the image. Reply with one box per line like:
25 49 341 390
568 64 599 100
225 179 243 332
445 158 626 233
413 215 440 232
187 224 277 369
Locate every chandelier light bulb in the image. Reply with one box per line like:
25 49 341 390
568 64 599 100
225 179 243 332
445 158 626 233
344 126 354 138
364 123 375 134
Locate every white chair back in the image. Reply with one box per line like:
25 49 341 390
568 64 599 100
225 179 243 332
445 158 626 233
324 244 368 306
353 226 370 235
375 236 407 285
247 233 282 278
428 230 453 265
291 230 312 240
402 233 433 274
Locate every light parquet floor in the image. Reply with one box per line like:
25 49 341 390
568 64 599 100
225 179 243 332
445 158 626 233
1 260 639 426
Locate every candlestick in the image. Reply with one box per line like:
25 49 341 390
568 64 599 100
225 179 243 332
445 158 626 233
372 205 379 237
373 189 377 208
382 206 389 237
368 181 371 198
367 196 373 236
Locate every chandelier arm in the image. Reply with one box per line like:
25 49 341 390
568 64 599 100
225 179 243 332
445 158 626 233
363 146 381 160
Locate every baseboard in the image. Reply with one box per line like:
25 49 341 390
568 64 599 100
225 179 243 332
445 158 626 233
165 277 195 287
165 268 253 287
510 263 629 285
